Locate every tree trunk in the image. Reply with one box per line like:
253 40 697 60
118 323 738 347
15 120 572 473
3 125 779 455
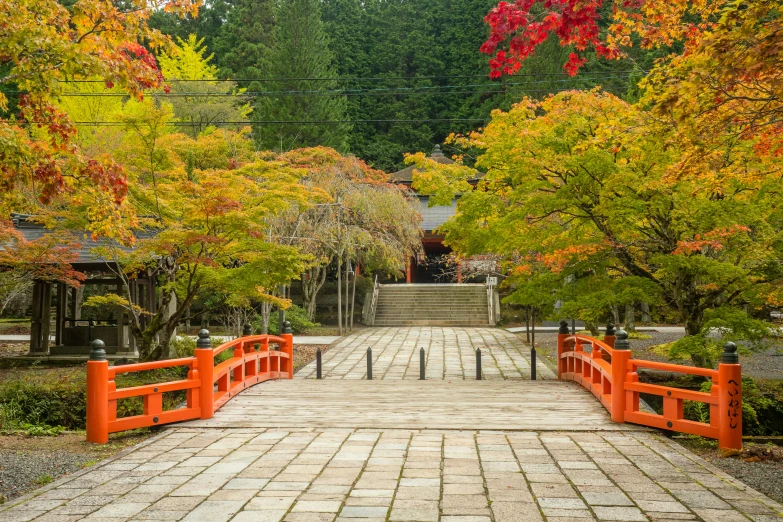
301 265 328 322
624 304 635 331
640 302 652 323
337 256 343 335
344 258 350 333
350 265 357 331
260 302 272 334
525 307 530 343
611 305 620 325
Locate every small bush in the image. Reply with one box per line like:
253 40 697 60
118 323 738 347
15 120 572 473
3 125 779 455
682 377 783 436
0 366 190 431
265 304 320 334
0 372 86 430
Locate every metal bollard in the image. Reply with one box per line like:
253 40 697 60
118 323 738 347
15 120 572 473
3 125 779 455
367 347 373 380
316 347 322 380
476 348 482 380
531 346 537 381
420 347 425 380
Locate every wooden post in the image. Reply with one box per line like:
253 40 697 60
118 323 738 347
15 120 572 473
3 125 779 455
86 340 109 444
718 342 742 451
55 283 65 346
29 280 42 354
281 321 294 379
40 283 52 353
610 329 631 423
556 320 569 379
195 330 214 420
116 280 125 352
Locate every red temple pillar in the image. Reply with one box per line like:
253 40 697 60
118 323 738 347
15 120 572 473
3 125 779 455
406 257 413 284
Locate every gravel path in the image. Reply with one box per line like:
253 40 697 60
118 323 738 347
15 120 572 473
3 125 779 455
0 433 149 502
677 439 783 504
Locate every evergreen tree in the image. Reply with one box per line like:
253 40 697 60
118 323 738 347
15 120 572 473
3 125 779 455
253 0 349 152
212 0 276 91
149 0 232 57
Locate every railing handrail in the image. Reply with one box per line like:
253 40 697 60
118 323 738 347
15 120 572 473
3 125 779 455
108 357 196 377
213 334 286 357
86 329 294 444
487 285 494 325
556 323 742 451
628 358 718 378
369 275 380 325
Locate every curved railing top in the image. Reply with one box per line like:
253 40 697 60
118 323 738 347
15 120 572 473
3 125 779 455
562 334 616 356
213 334 287 357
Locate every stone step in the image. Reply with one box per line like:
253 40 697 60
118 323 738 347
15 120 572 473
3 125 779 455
374 319 489 326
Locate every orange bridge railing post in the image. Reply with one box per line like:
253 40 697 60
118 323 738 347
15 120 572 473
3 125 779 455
281 321 294 379
86 339 109 444
556 320 570 379
610 328 631 423
718 342 743 451
195 329 215 420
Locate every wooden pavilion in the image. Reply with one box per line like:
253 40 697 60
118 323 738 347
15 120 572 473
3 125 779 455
8 214 159 359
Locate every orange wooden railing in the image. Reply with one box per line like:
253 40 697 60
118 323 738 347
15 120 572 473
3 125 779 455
86 326 294 444
556 321 742 450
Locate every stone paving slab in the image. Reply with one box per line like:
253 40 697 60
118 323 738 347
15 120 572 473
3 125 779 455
295 327 555 380
2 428 780 522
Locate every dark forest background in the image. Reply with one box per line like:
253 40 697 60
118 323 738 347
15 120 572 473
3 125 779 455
151 0 661 171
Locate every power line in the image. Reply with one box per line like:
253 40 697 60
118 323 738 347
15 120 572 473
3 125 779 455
43 76 635 100
54 70 646 84
25 118 489 126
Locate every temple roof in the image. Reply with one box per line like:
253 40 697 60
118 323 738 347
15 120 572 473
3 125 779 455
391 144 484 185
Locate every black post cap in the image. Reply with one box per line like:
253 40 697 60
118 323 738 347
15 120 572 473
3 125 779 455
721 342 739 364
282 321 293 334
559 320 570 334
196 329 212 349
242 324 253 337
606 322 616 336
614 328 630 350
89 339 106 361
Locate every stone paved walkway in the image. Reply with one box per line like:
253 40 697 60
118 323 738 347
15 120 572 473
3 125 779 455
2 428 781 522
295 327 555 380
2 327 781 521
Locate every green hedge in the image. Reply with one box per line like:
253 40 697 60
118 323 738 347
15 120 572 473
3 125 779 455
0 366 189 431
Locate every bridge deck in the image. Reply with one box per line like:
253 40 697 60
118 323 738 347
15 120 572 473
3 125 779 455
179 380 635 431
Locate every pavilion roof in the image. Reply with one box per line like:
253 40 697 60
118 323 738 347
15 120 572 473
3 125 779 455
7 213 156 268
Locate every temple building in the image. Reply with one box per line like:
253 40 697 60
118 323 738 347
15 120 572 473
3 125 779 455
391 145 484 283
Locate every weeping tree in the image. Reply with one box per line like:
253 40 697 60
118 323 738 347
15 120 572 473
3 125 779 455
273 147 422 330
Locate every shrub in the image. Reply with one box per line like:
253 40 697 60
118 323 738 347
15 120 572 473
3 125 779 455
265 304 320 334
0 366 190 431
683 377 783 436
0 371 86 430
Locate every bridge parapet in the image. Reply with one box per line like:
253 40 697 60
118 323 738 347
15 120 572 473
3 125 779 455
556 320 742 451
86 324 294 443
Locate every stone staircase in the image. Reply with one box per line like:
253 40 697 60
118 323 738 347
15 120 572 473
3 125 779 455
372 284 493 326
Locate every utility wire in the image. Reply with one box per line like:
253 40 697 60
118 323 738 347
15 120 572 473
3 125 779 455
39 76 626 98
48 75 636 97
54 70 646 83
24 118 489 126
